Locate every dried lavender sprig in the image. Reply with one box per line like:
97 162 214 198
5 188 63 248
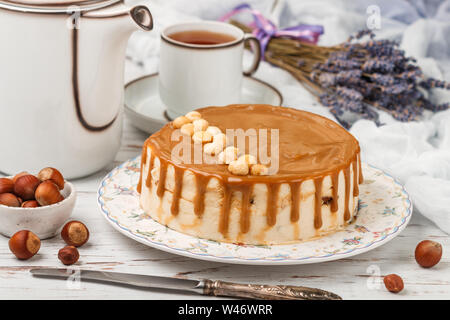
360 39 399 57
419 98 450 112
335 86 364 101
362 59 394 73
327 58 361 69
347 29 375 42
335 70 362 85
328 51 351 60
435 102 450 111
320 93 352 128
420 78 450 90
313 62 341 73
398 69 422 81
317 72 337 87
381 82 413 95
370 74 395 86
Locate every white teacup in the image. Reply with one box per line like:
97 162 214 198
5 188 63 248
159 21 261 119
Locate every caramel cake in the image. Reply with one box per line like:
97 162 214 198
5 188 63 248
137 104 363 245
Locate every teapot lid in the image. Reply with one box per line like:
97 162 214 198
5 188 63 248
0 0 121 13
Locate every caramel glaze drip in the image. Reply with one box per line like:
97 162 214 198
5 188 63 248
156 160 168 198
352 159 359 197
289 182 301 222
330 173 339 213
343 166 351 221
136 144 147 194
218 184 255 235
358 155 364 184
219 184 233 236
314 178 324 229
170 167 184 216
194 175 210 217
266 184 281 226
145 154 155 188
139 104 362 239
240 185 253 233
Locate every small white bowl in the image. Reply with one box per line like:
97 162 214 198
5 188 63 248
0 181 76 239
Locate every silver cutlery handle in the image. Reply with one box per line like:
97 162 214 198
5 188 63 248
202 280 342 300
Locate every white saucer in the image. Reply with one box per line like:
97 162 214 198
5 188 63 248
124 73 283 134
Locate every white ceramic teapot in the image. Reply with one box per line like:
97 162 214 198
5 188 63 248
0 0 153 178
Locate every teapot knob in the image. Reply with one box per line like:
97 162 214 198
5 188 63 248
130 5 153 31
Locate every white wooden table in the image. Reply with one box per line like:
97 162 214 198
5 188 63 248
1 70 449 300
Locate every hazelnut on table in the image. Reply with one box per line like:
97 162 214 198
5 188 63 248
383 274 404 293
61 221 90 247
58 246 80 265
415 240 442 268
9 230 41 260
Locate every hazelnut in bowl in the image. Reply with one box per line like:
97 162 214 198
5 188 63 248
0 168 76 239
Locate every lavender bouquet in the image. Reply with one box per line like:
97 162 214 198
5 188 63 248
231 22 450 128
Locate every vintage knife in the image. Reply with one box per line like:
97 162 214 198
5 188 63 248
30 268 341 300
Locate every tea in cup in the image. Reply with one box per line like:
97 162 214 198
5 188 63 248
159 21 261 119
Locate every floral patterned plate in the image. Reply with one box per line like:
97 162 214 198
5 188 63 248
97 156 412 265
